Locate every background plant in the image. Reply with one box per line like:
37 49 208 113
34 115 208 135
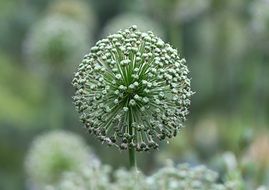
25 130 95 189
25 132 242 190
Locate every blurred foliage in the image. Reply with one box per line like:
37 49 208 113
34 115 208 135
0 54 46 126
101 13 164 38
0 0 269 189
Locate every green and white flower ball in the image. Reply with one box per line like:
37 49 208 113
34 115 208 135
72 25 193 152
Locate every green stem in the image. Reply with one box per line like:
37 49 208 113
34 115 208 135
128 147 136 168
128 109 137 169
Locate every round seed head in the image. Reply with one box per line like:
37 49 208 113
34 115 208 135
72 25 194 151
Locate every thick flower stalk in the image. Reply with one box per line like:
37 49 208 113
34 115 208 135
72 25 193 167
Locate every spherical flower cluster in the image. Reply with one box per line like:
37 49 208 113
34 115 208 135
147 162 227 190
25 130 93 187
102 14 164 38
45 162 238 190
24 14 89 76
72 25 193 151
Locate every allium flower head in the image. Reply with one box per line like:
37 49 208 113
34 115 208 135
25 130 93 187
72 25 193 151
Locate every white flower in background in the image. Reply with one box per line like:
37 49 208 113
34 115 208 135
40 159 241 190
110 162 240 190
147 161 229 190
24 14 90 76
102 13 164 38
25 130 95 188
112 169 149 190
46 162 111 190
256 186 268 190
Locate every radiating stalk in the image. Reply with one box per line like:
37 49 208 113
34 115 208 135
128 109 137 169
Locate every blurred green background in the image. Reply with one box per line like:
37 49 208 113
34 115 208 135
1 0 269 189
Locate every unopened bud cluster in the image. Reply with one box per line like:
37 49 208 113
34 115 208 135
72 25 193 151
